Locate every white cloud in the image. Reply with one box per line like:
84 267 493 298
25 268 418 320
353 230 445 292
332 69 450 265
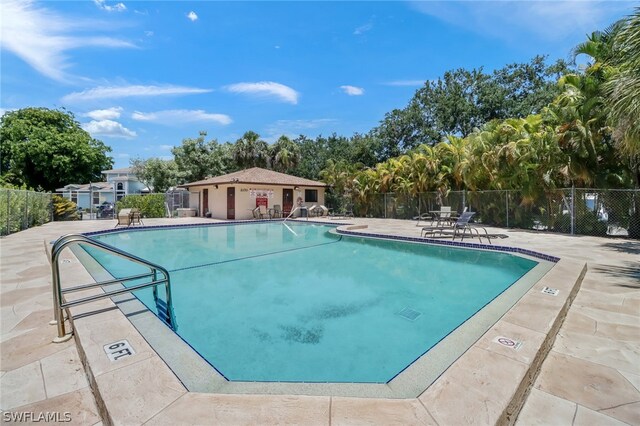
159 144 173 151
0 108 15 117
225 81 299 104
0 0 135 82
384 80 425 87
144 31 154 37
409 1 632 42
94 0 126 12
83 107 123 120
82 120 137 138
340 85 365 96
266 119 337 133
62 84 212 102
354 22 373 35
114 152 130 159
131 109 232 125
187 11 198 22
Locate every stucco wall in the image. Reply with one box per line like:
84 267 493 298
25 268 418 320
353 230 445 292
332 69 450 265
188 183 325 220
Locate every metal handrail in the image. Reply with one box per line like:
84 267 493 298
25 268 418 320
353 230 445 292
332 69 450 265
283 206 300 222
50 233 174 342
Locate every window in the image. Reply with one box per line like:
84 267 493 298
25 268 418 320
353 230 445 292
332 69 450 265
116 183 124 191
93 192 100 206
70 191 78 204
305 189 318 203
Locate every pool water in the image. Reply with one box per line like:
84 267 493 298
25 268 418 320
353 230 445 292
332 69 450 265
86 222 537 383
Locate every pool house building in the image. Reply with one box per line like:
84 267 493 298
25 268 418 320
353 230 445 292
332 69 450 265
180 167 327 220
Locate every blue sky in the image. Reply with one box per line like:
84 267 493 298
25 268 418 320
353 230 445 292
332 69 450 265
1 1 635 168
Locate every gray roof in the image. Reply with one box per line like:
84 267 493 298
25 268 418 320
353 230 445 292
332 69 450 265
102 167 132 174
181 167 326 188
56 182 113 192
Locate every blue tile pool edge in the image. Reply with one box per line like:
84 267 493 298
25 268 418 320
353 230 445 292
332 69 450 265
80 218 559 264
335 228 560 263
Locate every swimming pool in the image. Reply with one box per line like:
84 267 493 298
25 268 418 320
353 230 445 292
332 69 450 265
84 221 540 384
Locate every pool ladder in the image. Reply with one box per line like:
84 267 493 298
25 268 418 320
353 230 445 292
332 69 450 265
50 234 176 343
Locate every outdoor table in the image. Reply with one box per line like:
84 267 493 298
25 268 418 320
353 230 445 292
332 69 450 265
429 210 458 227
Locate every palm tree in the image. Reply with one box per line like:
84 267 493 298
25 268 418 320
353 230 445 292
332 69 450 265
435 135 469 190
270 135 301 173
232 131 269 169
605 8 640 184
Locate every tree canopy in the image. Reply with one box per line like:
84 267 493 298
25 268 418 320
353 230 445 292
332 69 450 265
372 56 571 157
0 108 113 191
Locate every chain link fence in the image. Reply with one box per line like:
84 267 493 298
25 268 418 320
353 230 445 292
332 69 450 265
330 188 639 239
1 189 53 236
165 189 190 217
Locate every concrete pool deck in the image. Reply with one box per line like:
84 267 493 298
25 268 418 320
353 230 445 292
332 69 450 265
1 218 638 425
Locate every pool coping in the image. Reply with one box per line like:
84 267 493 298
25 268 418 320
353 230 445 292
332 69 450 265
59 221 587 424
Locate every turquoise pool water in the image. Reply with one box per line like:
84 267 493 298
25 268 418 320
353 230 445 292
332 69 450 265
86 222 537 383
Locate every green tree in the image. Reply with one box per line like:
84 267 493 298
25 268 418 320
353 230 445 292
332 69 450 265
605 9 640 184
232 131 269 169
373 56 570 159
269 135 301 173
0 108 113 191
130 157 180 192
172 131 229 182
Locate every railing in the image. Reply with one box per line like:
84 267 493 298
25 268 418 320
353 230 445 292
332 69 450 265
50 234 175 342
283 206 300 222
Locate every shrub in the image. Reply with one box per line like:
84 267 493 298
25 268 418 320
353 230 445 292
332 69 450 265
116 194 166 218
53 195 79 221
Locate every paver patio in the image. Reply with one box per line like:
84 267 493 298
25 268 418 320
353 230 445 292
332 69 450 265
0 218 638 425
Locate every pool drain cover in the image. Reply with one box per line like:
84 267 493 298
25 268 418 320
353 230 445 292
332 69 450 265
397 307 422 321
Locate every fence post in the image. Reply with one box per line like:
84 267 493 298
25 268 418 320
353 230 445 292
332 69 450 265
384 193 387 219
506 191 509 228
24 191 29 230
570 185 575 235
6 190 10 235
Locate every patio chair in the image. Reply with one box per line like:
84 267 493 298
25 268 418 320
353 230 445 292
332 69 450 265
130 208 144 226
271 205 282 218
252 206 261 219
421 211 493 244
258 205 270 219
308 205 318 217
436 206 452 226
318 205 329 217
115 209 132 227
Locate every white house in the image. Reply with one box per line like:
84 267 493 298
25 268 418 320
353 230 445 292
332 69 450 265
180 167 327 220
56 167 148 209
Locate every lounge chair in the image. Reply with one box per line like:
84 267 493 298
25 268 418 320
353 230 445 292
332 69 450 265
308 205 318 217
421 211 493 244
329 205 354 220
272 205 282 218
413 212 433 226
318 205 329 217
